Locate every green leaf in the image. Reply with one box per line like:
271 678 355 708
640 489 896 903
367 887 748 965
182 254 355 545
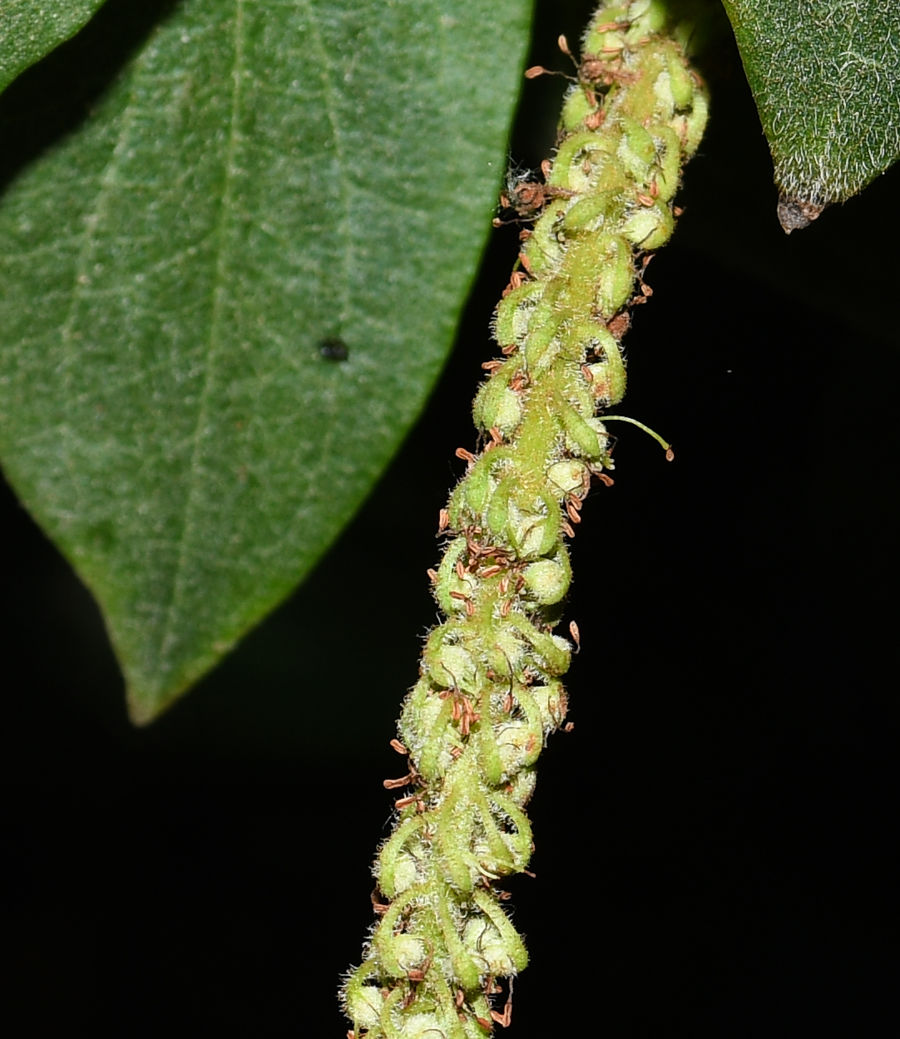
722 0 900 230
0 0 532 723
0 0 106 93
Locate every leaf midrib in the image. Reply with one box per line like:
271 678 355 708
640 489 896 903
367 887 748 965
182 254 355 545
157 0 248 680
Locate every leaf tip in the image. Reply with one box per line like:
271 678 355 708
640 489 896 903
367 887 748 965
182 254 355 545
125 677 192 727
777 195 826 235
126 690 166 727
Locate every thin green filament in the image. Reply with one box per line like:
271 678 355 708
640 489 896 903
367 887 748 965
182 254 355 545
600 414 673 451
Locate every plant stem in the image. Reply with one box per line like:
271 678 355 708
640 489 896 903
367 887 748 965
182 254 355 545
342 3 707 1035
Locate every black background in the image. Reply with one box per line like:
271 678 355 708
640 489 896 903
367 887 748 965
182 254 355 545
2 1 895 1035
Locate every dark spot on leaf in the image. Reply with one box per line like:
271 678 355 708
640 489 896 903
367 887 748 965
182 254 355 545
320 337 349 361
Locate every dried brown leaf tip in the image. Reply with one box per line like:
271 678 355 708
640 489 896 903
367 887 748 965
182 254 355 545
777 195 826 234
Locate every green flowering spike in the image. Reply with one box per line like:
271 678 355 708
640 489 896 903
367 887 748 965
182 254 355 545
342 3 707 1035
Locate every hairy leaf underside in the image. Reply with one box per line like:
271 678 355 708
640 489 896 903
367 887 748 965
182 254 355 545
0 0 532 721
722 0 900 228
0 0 106 93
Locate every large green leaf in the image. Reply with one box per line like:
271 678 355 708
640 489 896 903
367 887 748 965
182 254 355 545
722 0 900 230
0 0 532 722
0 0 106 92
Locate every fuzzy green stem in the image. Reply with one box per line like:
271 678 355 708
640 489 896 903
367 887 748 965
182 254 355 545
342 3 708 1035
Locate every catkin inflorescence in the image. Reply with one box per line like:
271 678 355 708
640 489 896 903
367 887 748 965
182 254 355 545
342 3 707 1036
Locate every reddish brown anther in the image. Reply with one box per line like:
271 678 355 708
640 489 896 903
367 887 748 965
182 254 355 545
666 447 675 461
511 181 546 214
569 619 581 651
491 977 515 1028
505 271 528 297
455 447 477 464
383 774 412 790
524 65 549 79
482 359 503 371
607 311 630 339
390 738 408 755
579 56 605 82
438 508 449 533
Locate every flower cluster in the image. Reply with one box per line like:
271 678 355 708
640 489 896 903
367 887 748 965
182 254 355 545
343 3 707 1036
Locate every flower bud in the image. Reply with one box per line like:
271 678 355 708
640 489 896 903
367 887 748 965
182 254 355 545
594 234 634 317
560 84 596 130
617 115 656 180
522 199 567 274
562 191 614 233
667 51 695 110
344 978 383 1032
494 280 544 347
474 381 523 437
530 680 568 733
523 557 570 605
622 198 674 251
462 916 517 977
546 459 588 497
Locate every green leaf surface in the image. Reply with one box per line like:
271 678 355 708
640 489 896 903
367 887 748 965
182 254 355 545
0 0 106 93
0 0 532 722
722 0 900 229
